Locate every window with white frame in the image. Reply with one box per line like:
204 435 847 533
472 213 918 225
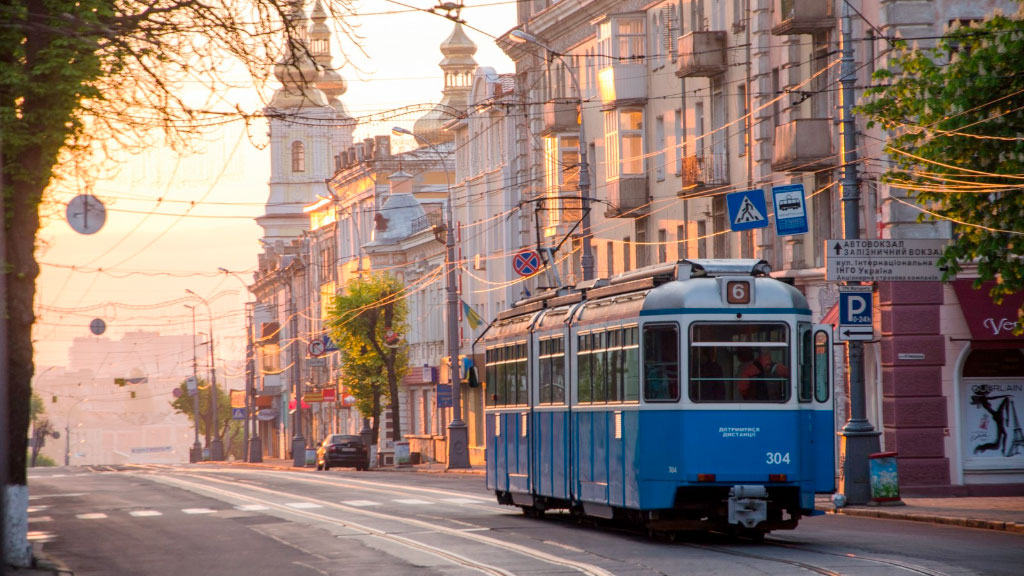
544 134 582 227
597 15 646 64
604 108 645 180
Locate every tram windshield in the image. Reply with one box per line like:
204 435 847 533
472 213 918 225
688 323 790 403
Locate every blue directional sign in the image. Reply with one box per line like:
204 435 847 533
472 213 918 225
322 334 338 352
838 286 873 341
436 383 452 408
231 407 246 420
727 189 769 232
772 184 809 236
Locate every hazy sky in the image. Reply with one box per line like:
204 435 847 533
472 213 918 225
34 1 516 373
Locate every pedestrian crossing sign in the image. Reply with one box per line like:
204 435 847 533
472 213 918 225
726 189 769 232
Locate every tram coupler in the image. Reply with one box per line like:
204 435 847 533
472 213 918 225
728 485 768 529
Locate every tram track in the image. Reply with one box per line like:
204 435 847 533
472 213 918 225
135 467 963 576
145 470 616 576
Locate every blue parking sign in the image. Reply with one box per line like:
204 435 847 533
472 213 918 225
726 189 769 232
772 184 809 236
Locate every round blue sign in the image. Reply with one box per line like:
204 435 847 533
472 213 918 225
89 318 106 336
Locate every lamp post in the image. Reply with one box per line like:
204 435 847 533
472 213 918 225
508 30 594 281
64 397 88 466
186 289 224 461
391 126 470 469
184 304 203 462
219 267 261 463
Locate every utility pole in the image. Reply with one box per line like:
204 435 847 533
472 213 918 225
838 0 880 505
289 263 305 467
0 137 8 573
185 305 202 462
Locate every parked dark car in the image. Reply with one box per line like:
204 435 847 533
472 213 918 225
316 434 369 471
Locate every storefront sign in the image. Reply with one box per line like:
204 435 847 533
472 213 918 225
952 280 1024 344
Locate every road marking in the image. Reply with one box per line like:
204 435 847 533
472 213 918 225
440 497 479 504
76 513 107 520
394 499 432 505
130 510 163 517
235 504 269 511
181 508 216 515
30 493 86 500
340 500 380 507
29 516 53 523
27 506 49 513
285 502 323 509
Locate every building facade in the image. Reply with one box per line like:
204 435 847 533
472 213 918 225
497 0 1022 493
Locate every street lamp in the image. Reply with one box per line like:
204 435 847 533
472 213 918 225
219 267 261 463
186 288 224 461
391 125 470 469
183 304 203 463
508 29 594 281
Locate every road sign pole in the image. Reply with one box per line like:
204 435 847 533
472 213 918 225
838 2 880 505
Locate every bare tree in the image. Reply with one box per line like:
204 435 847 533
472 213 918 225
1 0 359 565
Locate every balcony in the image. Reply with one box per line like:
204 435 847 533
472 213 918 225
598 62 647 107
542 99 579 135
680 153 729 193
675 31 728 78
772 0 834 36
605 176 648 218
771 118 836 172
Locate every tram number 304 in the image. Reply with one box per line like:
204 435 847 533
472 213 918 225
766 452 791 465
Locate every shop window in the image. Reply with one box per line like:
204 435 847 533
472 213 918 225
964 348 1024 378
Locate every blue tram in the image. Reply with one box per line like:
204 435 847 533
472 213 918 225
484 259 835 535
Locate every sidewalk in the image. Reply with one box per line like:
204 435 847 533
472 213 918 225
815 494 1024 534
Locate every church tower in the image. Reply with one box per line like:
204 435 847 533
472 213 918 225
258 0 353 243
413 23 478 144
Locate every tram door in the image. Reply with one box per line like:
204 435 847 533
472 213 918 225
805 324 835 494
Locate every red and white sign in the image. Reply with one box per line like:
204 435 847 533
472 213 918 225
308 338 325 357
342 394 356 407
322 387 337 403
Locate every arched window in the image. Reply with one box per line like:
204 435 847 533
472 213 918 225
291 140 305 172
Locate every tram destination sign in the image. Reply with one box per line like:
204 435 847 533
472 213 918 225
826 239 950 282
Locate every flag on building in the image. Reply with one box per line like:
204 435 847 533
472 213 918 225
462 299 483 330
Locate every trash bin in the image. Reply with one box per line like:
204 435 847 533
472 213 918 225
868 451 902 505
395 441 411 467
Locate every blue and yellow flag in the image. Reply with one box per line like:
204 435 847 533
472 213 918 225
462 299 484 330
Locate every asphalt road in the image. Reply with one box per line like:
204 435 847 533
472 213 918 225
27 465 1024 576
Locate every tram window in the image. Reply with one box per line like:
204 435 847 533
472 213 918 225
593 333 608 402
798 323 813 402
578 334 593 403
486 349 496 407
689 323 790 403
515 344 528 405
624 326 640 402
539 337 566 405
814 329 831 402
495 350 506 405
643 324 680 402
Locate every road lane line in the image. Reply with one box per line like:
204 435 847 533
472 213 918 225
151 472 616 576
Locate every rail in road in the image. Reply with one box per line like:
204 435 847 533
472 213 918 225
144 467 961 576
33 465 997 576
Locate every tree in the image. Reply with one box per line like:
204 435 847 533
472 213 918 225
2 0 358 565
859 7 1024 327
169 379 243 461
28 393 58 467
326 273 410 448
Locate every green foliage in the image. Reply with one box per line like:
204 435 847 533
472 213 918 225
27 452 57 467
30 393 45 423
858 8 1024 327
170 378 243 459
326 273 411 443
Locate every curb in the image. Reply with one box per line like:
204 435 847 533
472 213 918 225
821 506 1024 534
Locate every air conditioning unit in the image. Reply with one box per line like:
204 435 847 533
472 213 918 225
474 253 486 270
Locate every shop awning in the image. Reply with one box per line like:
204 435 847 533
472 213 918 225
952 280 1024 348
